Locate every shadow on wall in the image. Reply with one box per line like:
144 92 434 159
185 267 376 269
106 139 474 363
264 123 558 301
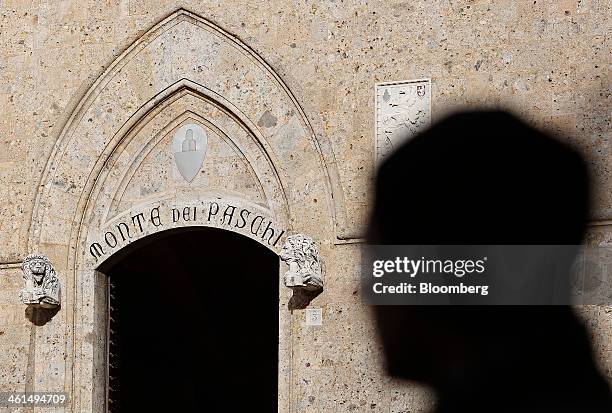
25 305 60 326
368 110 612 413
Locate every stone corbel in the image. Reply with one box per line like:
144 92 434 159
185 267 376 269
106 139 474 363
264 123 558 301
280 234 323 310
20 253 61 309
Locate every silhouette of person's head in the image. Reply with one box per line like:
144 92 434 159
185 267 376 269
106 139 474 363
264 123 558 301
368 111 611 412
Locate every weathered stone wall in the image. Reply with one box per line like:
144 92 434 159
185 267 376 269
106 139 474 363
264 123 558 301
0 1 610 412
0 265 31 396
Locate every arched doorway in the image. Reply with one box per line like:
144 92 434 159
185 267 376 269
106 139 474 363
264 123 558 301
99 227 279 412
28 9 335 411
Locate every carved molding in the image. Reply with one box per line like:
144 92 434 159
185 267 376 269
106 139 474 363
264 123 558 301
19 254 61 308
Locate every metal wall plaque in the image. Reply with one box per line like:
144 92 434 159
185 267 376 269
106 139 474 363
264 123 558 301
375 79 431 163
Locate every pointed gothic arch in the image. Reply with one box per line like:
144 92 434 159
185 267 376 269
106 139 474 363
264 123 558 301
26 9 341 411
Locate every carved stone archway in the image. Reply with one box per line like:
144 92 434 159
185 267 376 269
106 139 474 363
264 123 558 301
28 9 340 412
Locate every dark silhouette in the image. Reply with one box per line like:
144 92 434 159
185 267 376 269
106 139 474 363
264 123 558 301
368 111 612 412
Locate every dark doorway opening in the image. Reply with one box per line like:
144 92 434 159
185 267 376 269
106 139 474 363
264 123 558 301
100 227 279 412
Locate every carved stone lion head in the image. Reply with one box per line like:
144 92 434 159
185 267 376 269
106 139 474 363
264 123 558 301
279 234 322 277
22 254 56 286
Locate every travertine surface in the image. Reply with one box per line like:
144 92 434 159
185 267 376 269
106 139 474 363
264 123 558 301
0 1 610 412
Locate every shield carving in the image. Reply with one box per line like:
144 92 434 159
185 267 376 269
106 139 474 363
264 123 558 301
416 84 426 98
172 123 208 183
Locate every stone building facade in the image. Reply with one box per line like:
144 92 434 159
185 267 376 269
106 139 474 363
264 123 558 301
0 1 610 412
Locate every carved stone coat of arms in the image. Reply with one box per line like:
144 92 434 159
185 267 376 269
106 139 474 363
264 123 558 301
172 123 208 183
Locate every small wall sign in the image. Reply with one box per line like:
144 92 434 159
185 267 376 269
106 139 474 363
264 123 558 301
305 308 323 326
